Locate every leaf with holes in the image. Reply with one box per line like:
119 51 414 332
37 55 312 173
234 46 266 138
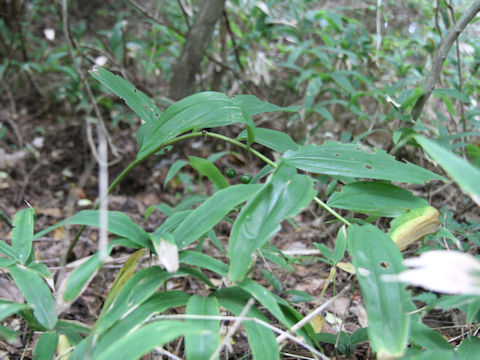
282 142 445 184
347 224 410 358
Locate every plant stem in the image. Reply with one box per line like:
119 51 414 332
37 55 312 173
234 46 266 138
66 132 204 260
205 132 276 167
205 132 351 225
67 130 350 260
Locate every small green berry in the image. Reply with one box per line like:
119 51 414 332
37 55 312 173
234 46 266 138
225 168 236 179
240 174 252 184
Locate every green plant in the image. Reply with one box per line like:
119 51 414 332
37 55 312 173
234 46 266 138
2 60 480 359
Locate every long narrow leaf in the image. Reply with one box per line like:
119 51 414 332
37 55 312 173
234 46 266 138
236 127 300 154
89 67 160 127
11 208 34 264
185 295 220 360
189 156 229 189
347 224 409 358
33 332 58 360
0 300 29 320
327 181 428 217
415 135 480 205
94 320 202 360
217 294 279 360
282 142 445 184
8 264 57 329
34 210 151 249
174 184 262 248
228 165 315 282
94 291 190 355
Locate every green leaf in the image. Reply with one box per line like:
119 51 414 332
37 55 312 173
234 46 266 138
94 320 202 360
0 300 29 320
8 264 57 329
312 105 334 122
237 278 289 326
63 242 118 303
179 251 228 276
33 332 59 360
153 210 192 236
110 21 124 63
164 159 188 187
331 71 354 93
439 94 456 117
0 241 15 260
185 296 220 360
327 181 428 217
415 136 480 205
216 293 279 360
228 165 316 282
236 127 300 154
282 142 445 184
138 92 242 160
466 144 480 169
403 348 456 360
0 324 18 342
93 291 190 355
433 88 470 103
95 266 172 335
408 318 452 351
176 194 208 211
283 290 315 303
0 257 16 268
333 226 347 265
304 77 323 110
137 92 297 160
347 224 409 358
232 95 300 117
189 156 229 189
27 261 52 279
34 210 151 249
174 184 262 248
0 209 13 229
89 67 161 132
457 337 480 359
11 208 34 264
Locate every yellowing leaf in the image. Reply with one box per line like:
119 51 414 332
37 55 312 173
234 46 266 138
337 261 356 274
100 248 147 315
309 314 325 333
389 206 440 251
57 334 71 360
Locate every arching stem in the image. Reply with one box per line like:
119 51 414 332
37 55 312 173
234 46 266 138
66 130 350 260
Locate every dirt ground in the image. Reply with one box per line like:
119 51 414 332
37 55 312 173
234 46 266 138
1 99 477 359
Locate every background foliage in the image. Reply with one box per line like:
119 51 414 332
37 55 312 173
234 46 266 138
1 0 480 359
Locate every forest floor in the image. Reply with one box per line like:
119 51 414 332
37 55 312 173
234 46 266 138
1 98 475 359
